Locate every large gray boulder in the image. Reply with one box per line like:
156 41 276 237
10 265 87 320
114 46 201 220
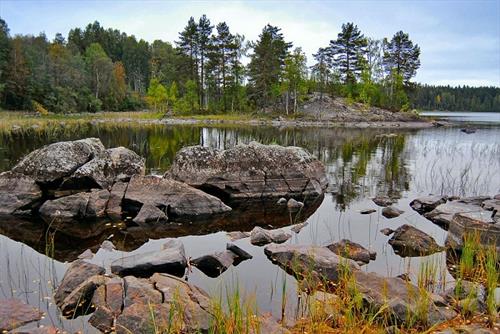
0 171 42 215
111 239 187 277
388 224 444 257
61 147 145 190
12 138 104 184
167 142 328 199
123 175 231 217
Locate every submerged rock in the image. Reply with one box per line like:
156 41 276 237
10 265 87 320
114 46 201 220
111 239 187 277
250 226 291 246
380 228 395 236
132 203 168 225
327 239 376 264
0 298 43 331
227 231 250 241
0 171 42 215
372 196 396 207
123 175 231 217
388 224 443 257
382 206 404 218
167 142 328 199
410 195 447 214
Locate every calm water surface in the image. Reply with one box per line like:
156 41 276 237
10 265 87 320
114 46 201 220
0 119 499 332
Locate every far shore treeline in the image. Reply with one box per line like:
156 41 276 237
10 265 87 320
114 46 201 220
0 16 498 115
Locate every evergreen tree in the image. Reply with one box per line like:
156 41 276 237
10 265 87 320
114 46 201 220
383 31 420 83
0 19 11 100
311 47 330 101
176 17 198 82
247 24 291 108
197 15 213 110
328 22 367 84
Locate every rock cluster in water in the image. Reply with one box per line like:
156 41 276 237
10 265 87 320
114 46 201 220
0 139 327 229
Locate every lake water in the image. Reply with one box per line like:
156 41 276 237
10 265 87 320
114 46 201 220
420 111 500 124
0 116 499 332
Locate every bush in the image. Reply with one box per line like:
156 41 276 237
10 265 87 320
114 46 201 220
32 101 49 115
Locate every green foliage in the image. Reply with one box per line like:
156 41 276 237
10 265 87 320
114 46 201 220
146 78 168 111
247 24 292 108
174 79 199 114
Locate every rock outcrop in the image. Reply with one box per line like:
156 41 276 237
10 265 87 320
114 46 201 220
167 142 328 200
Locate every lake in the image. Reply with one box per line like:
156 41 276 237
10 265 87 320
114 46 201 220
0 115 499 332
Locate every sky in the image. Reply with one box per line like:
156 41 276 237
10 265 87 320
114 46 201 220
1 0 499 87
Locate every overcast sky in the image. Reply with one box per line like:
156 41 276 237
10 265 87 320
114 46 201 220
1 0 499 87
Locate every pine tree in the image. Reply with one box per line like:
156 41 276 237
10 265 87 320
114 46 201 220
197 15 213 110
328 22 367 84
247 24 292 108
383 31 420 83
311 47 330 101
176 17 198 82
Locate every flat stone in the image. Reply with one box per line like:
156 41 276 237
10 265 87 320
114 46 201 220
424 201 481 229
124 175 231 217
123 276 162 307
111 240 187 277
88 306 114 333
388 224 443 257
360 209 376 214
0 171 42 215
0 298 43 331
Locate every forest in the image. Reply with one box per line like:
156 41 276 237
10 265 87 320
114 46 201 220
0 16 498 114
